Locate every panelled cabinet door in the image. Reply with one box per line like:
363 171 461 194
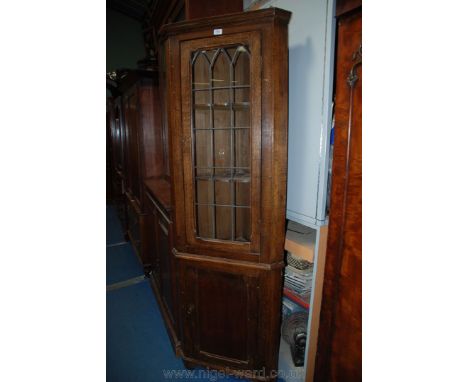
127 204 141 252
147 207 161 288
156 211 175 324
180 262 260 368
179 32 262 255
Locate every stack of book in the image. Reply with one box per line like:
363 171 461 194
283 253 314 310
282 296 306 316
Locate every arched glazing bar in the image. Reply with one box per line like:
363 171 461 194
191 45 252 242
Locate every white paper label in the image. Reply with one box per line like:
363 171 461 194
213 28 223 36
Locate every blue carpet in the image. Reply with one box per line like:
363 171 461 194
107 280 184 382
107 205 125 245
107 205 143 285
107 280 249 382
106 243 144 285
106 205 250 382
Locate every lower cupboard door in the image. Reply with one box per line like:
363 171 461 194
127 204 141 254
180 261 261 369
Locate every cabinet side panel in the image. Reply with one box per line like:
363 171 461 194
166 37 187 251
266 19 289 263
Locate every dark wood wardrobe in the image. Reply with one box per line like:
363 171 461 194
118 70 165 272
313 0 362 380
111 70 180 354
109 97 126 221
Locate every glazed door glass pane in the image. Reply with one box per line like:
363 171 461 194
192 46 251 242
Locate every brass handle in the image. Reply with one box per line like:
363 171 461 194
347 43 362 88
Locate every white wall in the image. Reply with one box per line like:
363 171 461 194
247 0 336 228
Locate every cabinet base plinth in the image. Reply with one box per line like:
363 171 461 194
179 355 278 382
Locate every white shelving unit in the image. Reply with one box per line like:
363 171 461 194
278 221 329 381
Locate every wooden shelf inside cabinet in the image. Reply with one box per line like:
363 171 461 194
285 221 316 263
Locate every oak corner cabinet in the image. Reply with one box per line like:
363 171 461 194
159 8 291 379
